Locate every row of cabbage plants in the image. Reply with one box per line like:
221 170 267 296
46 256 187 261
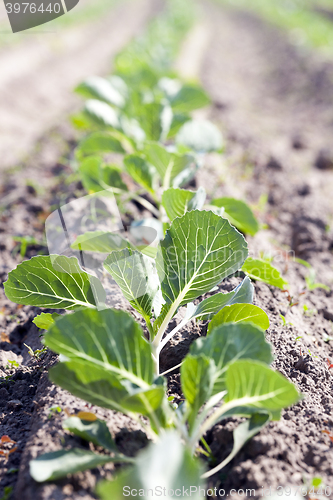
4 0 297 495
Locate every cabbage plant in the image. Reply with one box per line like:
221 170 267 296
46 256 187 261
4 210 299 488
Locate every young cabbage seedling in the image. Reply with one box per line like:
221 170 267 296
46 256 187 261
103 209 251 375
5 206 284 378
4 210 252 377
29 310 299 485
7 212 298 486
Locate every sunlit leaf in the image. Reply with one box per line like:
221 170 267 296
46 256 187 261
162 187 206 220
30 448 131 483
225 360 300 414
104 248 159 320
242 257 288 290
4 255 105 310
212 197 259 236
33 312 61 330
189 276 254 321
45 309 164 418
207 303 269 333
156 210 248 307
190 323 272 394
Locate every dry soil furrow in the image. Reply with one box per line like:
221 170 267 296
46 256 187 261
0 0 160 171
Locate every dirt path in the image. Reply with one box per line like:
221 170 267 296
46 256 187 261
0 0 160 171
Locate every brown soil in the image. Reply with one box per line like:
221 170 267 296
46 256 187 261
1 1 333 499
